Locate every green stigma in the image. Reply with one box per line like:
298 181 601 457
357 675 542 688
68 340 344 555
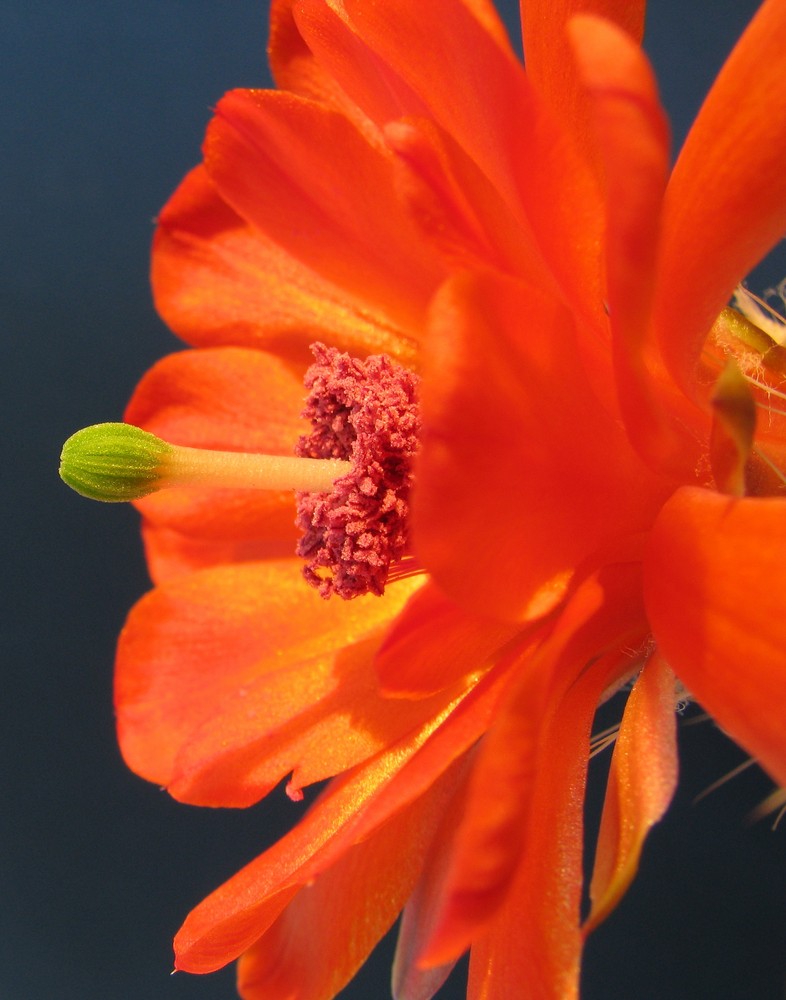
59 422 173 502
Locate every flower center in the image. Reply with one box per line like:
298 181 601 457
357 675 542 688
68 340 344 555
295 343 420 599
58 343 420 600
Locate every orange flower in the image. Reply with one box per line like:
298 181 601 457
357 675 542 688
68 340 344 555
100 0 786 997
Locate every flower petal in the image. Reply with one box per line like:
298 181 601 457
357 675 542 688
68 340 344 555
124 346 303 581
236 758 469 1000
115 560 418 790
204 90 444 335
268 0 375 131
585 652 678 933
422 561 647 967
168 610 482 810
391 766 472 1000
644 487 786 789
569 14 704 480
521 0 645 181
656 0 786 394
152 166 416 364
414 271 671 621
374 582 521 699
293 0 603 322
293 0 517 174
174 667 511 973
384 118 550 286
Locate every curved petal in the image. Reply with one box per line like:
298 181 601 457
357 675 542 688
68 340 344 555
292 0 518 174
152 166 416 364
521 0 644 170
174 667 511 973
115 560 419 789
268 0 378 135
293 0 603 322
374 582 521 698
655 0 786 395
204 90 444 335
139 521 294 584
422 561 647 966
168 617 480 809
585 652 678 933
124 347 303 579
644 487 786 789
236 758 468 1000
391 764 472 1000
413 271 672 622
385 118 550 286
569 15 704 480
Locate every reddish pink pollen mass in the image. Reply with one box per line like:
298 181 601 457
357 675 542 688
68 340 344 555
295 343 420 598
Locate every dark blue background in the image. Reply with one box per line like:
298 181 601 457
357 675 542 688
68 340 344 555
3 2 784 998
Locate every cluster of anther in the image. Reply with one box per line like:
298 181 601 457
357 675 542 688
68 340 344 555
295 343 420 599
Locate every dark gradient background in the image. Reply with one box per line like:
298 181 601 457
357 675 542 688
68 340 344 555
3 2 785 998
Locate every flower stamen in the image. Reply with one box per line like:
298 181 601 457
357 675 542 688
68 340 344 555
295 343 420 600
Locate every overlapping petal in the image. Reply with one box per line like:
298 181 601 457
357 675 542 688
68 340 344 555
374 582 522 698
204 89 444 336
644 487 786 790
174 667 514 973
585 652 678 932
152 166 417 365
521 0 645 178
385 118 551 286
422 561 647 970
292 0 604 325
292 0 518 178
655 0 786 395
570 15 703 480
236 759 469 1000
392 772 471 1000
115 560 421 790
414 270 672 622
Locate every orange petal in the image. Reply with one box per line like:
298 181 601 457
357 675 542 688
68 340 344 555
152 164 418 366
204 90 443 336
644 486 786 789
385 117 551 286
656 0 786 396
124 346 303 581
569 15 703 481
585 652 678 933
464 652 626 1000
413 271 671 621
174 666 511 973
169 607 486 810
139 521 292 585
521 0 645 177
115 560 418 790
391 764 472 1000
293 0 602 322
423 560 647 967
268 0 375 132
236 758 468 1000
293 0 517 177
374 582 521 699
